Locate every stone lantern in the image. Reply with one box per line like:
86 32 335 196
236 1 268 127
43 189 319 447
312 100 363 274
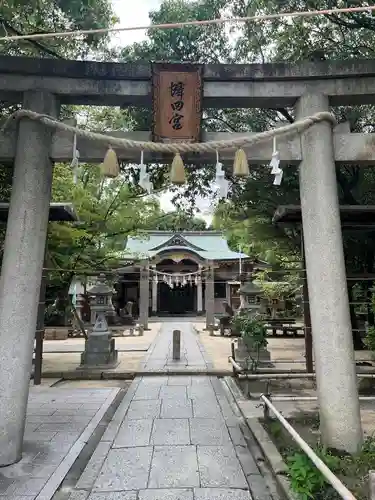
238 280 264 316
235 278 272 369
80 274 119 369
88 274 116 324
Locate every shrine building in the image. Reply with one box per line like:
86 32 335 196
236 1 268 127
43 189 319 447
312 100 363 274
115 231 265 323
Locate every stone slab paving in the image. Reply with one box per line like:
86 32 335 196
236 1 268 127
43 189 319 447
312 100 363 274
141 322 212 372
41 325 161 376
42 337 153 353
0 387 119 499
42 343 150 353
68 322 274 500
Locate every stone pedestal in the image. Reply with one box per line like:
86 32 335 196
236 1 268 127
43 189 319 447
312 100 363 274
234 337 272 369
80 333 118 368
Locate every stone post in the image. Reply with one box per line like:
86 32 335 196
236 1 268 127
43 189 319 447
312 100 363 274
197 265 203 314
172 329 181 360
205 261 215 329
0 91 58 466
296 92 362 453
152 267 158 315
139 261 149 330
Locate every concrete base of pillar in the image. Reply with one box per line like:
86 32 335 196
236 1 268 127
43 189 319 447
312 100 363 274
80 334 119 369
234 338 273 369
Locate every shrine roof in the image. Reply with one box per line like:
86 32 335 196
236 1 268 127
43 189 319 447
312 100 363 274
123 231 250 261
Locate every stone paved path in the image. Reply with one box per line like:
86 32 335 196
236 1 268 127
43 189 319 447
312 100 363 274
69 322 275 500
141 321 212 372
0 387 119 499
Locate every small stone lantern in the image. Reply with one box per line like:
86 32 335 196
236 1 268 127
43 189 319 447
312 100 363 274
238 280 264 316
88 274 114 326
235 280 272 369
80 274 119 369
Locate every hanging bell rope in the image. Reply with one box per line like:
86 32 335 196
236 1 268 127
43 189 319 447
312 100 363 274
3 109 337 181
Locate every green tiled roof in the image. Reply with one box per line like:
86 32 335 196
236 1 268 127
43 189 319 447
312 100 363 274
123 231 250 261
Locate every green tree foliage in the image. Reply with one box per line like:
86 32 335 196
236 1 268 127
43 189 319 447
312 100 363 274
118 0 298 257
3 0 375 334
121 0 231 66
153 211 207 231
0 0 117 59
0 0 118 263
47 162 172 296
116 0 375 343
47 159 207 299
120 0 375 269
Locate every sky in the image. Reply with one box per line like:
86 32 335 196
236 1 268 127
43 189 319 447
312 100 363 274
111 0 163 47
111 0 214 224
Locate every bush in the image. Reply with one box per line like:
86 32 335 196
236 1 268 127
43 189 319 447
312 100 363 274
364 325 375 352
232 311 268 370
287 449 341 499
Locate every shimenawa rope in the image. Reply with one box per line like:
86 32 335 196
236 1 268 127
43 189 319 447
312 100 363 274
4 109 336 153
3 109 337 181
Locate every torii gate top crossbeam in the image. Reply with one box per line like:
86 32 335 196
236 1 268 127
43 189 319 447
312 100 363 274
1 56 375 107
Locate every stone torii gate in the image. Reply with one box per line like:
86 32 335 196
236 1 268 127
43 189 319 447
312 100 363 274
0 56 374 464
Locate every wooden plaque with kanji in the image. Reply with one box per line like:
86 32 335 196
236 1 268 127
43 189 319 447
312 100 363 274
152 63 203 143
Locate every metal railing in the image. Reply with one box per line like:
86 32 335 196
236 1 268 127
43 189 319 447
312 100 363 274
260 394 357 500
228 355 375 380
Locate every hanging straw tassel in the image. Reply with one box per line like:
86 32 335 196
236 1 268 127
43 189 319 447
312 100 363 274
233 148 249 177
101 147 120 178
170 153 186 184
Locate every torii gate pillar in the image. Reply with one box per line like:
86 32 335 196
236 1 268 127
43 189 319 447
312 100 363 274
296 92 362 453
0 90 58 466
